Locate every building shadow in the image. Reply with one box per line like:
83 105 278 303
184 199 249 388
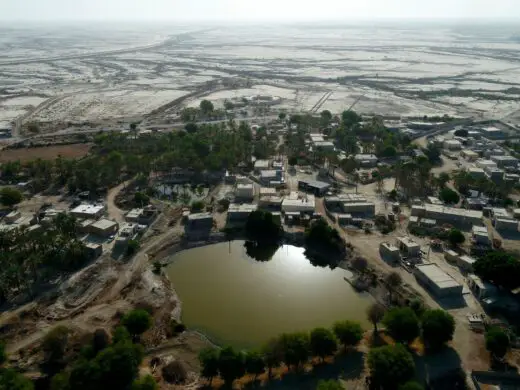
243 351 364 390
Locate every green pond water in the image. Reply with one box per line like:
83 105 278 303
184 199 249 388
166 240 373 348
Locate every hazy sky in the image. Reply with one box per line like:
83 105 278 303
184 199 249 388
1 0 519 21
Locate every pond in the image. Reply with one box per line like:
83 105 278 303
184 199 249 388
166 241 373 349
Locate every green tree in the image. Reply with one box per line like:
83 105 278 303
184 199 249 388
200 100 214 114
485 326 510 359
454 129 468 137
310 327 337 361
383 307 420 344
385 271 403 302
474 251 520 289
92 329 110 354
320 110 333 125
448 229 465 247
288 156 298 166
0 368 35 390
245 351 265 380
134 192 150 206
304 218 345 268
50 372 70 390
190 200 205 212
367 303 386 333
262 337 283 378
112 326 131 344
316 379 344 390
217 346 245 385
199 348 219 385
280 332 311 369
399 382 424 390
41 326 70 375
436 172 451 189
421 309 455 350
95 341 144 389
368 344 415 390
245 210 282 244
132 375 158 390
184 123 198 133
121 309 153 338
333 320 363 351
341 110 361 128
0 187 23 206
439 187 460 204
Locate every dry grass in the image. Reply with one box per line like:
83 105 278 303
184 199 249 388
0 144 91 163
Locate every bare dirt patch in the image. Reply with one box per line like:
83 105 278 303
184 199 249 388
0 143 91 162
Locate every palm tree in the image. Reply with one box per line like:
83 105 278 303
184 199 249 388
367 303 386 333
385 272 403 303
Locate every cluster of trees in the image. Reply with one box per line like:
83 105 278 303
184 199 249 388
47 309 155 390
0 186 23 206
393 156 435 198
383 307 455 351
439 187 460 204
1 121 262 197
0 213 90 303
474 251 520 290
454 170 515 200
304 219 346 268
485 326 511 360
199 320 364 386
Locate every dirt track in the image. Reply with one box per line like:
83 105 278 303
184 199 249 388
0 144 91 162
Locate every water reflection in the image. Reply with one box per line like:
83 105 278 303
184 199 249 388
244 240 280 262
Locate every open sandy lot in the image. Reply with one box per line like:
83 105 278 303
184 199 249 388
0 143 91 162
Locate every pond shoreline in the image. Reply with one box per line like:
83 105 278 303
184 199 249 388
159 239 377 348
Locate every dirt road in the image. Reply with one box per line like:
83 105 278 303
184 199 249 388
106 180 131 223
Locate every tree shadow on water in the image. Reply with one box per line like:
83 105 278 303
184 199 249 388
244 351 364 390
244 241 280 262
304 250 341 270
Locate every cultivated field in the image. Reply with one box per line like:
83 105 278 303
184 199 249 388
0 143 91 162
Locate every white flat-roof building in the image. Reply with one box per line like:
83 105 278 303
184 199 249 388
379 242 401 262
354 154 378 167
260 187 277 197
414 263 463 297
310 134 325 142
71 204 105 219
495 218 519 232
476 159 497 170
443 139 462 150
461 149 479 161
457 255 477 272
313 141 335 150
411 204 482 226
282 194 316 214
342 202 376 217
468 167 486 179
227 204 257 223
254 159 270 172
236 184 254 200
396 236 421 257
472 225 490 245
90 218 118 237
490 155 518 168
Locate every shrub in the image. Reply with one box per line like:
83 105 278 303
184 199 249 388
162 361 188 384
382 307 420 344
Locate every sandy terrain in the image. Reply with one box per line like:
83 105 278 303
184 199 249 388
0 144 91 162
1 23 520 130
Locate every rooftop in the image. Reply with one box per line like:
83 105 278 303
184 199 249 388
416 263 462 289
188 212 213 221
228 204 257 213
91 219 117 230
260 170 278 177
254 159 270 168
260 187 277 196
354 154 378 160
420 204 483 219
299 179 331 190
397 236 420 248
71 204 104 215
472 225 488 234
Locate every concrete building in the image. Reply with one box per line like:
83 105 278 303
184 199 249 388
411 204 482 227
71 204 105 220
85 243 103 259
260 170 282 186
484 148 506 158
313 141 335 150
472 225 491 245
119 222 138 238
467 274 497 300
444 250 459 263
185 213 213 239
260 187 277 197
281 194 316 214
236 184 254 200
310 134 325 143
514 209 520 219
443 139 462 150
342 202 376 217
492 208 513 220
468 167 486 179
90 219 118 237
458 255 477 272
227 204 257 225
491 155 518 168
414 263 463 298
259 196 283 210
485 167 505 182
396 236 421 257
298 179 331 197
461 149 479 161
125 206 157 225
480 126 504 139
476 159 497 170
494 218 519 232
254 159 270 173
354 154 378 168
379 242 401 263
